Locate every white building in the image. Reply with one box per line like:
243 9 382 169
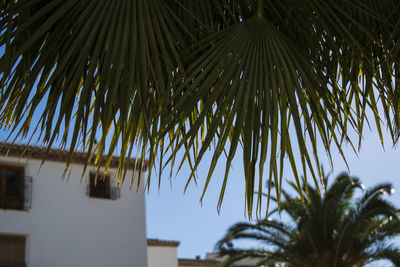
147 239 180 267
0 143 148 267
147 239 255 267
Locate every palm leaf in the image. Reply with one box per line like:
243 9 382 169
0 0 399 217
0 0 188 185
217 173 400 266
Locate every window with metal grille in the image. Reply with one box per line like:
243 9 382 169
87 173 120 200
89 173 110 199
0 165 25 210
0 234 26 267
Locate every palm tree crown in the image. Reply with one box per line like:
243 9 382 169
0 1 399 215
217 174 400 267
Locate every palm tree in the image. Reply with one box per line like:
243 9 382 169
217 173 400 266
0 1 399 215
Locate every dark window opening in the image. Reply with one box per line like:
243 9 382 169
89 173 111 199
0 165 24 210
0 234 26 267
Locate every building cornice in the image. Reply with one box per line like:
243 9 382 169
147 239 180 247
178 258 254 267
0 142 148 170
178 259 220 266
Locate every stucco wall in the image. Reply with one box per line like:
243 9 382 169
0 156 148 267
147 245 178 267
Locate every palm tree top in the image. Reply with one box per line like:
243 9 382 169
218 173 400 267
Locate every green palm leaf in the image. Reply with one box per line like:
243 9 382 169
217 173 400 267
0 0 399 216
0 0 188 183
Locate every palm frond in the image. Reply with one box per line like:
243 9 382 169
217 173 400 266
0 0 188 185
370 246 400 266
0 0 399 217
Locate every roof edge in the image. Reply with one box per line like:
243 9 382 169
147 239 180 247
178 258 219 266
0 142 148 171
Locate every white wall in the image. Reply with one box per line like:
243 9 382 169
147 246 178 267
0 156 148 267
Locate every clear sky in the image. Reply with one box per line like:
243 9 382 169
145 126 400 260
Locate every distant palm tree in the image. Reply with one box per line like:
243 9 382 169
217 174 400 267
0 1 399 215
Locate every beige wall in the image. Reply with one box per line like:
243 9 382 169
147 245 178 267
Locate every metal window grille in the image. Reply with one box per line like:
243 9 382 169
23 176 33 210
0 175 31 211
110 186 121 200
0 234 26 267
86 184 120 200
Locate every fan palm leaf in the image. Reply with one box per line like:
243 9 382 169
0 0 399 216
0 0 189 183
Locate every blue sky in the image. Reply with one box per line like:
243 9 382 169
145 125 400 260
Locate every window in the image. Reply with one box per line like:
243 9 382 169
0 234 26 267
0 165 24 210
88 172 120 200
89 173 110 199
